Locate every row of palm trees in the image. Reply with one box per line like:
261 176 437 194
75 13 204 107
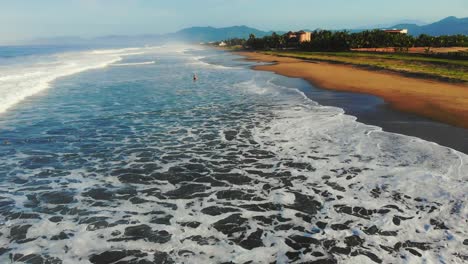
228 30 468 52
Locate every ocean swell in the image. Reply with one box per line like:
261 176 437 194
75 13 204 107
0 46 466 264
0 47 154 114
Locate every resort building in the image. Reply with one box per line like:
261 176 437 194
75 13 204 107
218 41 227 47
383 29 409 34
286 31 312 43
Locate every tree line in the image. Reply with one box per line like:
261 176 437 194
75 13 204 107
220 30 468 52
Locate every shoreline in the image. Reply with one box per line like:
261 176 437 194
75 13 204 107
235 51 468 129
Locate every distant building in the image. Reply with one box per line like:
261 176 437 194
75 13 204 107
383 29 408 34
286 31 312 43
218 41 227 47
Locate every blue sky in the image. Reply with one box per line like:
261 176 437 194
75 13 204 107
1 0 467 43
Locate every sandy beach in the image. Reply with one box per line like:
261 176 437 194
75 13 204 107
236 51 468 129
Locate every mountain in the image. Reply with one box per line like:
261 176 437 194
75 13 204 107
167 26 280 42
167 18 466 40
22 16 467 46
387 16 468 36
23 26 280 46
392 19 427 26
356 20 427 30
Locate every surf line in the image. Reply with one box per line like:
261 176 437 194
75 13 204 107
112 61 156 66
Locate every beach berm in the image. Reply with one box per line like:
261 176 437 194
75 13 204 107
237 51 468 129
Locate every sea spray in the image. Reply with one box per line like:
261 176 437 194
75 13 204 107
0 46 466 263
0 47 158 114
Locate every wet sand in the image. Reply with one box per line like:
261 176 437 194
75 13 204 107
237 51 468 129
235 51 468 154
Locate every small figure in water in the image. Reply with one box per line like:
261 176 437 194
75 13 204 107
193 74 198 82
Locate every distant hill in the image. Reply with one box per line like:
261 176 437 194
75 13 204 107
24 26 281 45
175 17 468 41
386 16 468 36
167 26 282 42
22 16 467 46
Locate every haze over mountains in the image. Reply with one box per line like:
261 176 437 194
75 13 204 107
24 16 468 46
388 16 468 36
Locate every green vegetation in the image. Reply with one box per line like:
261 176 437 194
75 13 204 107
215 30 468 82
220 38 246 47
262 50 468 82
242 30 468 51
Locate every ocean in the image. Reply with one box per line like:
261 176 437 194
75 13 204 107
0 45 466 263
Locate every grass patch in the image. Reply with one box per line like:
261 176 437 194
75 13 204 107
262 51 468 82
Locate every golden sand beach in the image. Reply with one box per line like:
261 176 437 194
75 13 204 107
237 51 468 129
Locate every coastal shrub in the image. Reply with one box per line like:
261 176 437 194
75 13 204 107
229 30 468 52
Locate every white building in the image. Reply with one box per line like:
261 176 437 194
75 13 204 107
383 29 409 34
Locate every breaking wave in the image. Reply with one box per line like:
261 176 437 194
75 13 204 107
0 47 158 114
0 46 466 264
112 61 156 66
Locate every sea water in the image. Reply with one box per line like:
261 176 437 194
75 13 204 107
0 45 466 263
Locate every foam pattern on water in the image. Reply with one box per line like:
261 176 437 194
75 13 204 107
0 47 159 114
0 47 466 264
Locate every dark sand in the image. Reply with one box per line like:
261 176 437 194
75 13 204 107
236 53 468 154
237 52 468 129
271 77 468 154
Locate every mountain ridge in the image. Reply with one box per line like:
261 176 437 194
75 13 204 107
168 25 283 42
178 17 467 40
386 16 468 36
22 16 468 45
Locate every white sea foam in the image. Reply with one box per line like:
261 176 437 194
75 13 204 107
112 61 156 66
248 77 468 263
0 46 467 263
186 54 240 70
0 47 158 114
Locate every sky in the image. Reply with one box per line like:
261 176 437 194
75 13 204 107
1 0 467 44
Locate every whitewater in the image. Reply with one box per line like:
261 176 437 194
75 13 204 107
0 47 158 114
0 45 466 264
